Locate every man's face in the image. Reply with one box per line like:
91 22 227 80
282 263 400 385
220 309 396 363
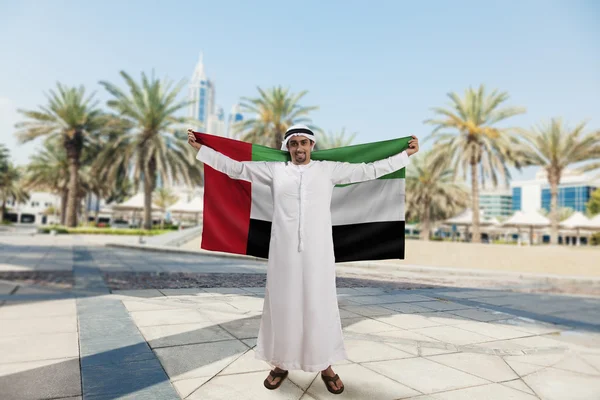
287 136 313 165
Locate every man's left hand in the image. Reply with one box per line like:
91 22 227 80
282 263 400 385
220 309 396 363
406 135 419 156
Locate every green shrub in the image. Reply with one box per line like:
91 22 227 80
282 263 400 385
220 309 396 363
492 239 517 245
37 226 170 236
38 225 69 234
591 233 600 246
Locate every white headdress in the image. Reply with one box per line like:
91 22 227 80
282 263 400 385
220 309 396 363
281 124 317 151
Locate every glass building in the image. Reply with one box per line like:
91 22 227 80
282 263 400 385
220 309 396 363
540 186 596 212
479 189 513 217
511 169 598 214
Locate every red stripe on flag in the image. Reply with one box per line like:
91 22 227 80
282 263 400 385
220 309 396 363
193 132 252 255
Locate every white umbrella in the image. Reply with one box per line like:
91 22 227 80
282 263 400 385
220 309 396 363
502 211 550 245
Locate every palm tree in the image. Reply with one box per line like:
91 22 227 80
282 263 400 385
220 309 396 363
98 71 203 229
406 151 470 240
425 85 525 243
519 119 600 244
235 86 319 148
0 144 9 173
154 187 178 229
0 163 30 222
24 138 69 224
316 128 357 150
15 83 107 227
587 188 600 216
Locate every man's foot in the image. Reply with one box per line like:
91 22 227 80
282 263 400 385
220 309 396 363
264 367 288 390
321 366 344 394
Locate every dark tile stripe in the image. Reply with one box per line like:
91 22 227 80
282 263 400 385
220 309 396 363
73 247 179 399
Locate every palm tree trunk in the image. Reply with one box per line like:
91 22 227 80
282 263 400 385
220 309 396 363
419 201 431 241
0 198 6 223
64 136 80 228
94 194 100 222
549 170 559 245
470 161 481 243
65 158 79 227
143 165 156 230
60 188 68 225
272 127 285 149
83 194 90 226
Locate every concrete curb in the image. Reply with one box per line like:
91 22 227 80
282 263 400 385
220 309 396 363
104 242 600 283
105 242 264 262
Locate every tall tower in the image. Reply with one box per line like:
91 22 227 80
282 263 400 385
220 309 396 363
188 53 215 129
227 103 244 139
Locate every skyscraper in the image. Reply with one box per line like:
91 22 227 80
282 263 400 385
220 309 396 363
188 53 215 129
227 103 244 139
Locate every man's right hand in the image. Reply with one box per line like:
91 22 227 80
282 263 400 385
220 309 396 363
187 129 202 150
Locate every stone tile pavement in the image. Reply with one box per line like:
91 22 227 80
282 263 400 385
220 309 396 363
1 236 600 399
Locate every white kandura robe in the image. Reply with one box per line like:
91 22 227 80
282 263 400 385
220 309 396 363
196 146 411 371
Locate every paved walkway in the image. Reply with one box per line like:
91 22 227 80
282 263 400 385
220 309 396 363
1 236 600 399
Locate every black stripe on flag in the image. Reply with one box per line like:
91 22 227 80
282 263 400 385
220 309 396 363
246 219 405 262
246 219 272 259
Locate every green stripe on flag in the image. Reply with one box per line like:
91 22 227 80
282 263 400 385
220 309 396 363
251 145 289 162
250 136 411 180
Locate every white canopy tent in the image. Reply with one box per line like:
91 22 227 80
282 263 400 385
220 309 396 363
168 197 204 225
444 209 500 226
590 214 600 229
559 212 598 245
502 211 550 245
443 209 500 241
111 193 161 212
110 193 163 227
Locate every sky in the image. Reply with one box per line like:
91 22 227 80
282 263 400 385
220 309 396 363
1 0 599 181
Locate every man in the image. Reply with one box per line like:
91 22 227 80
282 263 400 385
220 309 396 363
187 125 418 394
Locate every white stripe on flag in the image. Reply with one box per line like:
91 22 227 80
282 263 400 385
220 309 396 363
250 178 405 225
250 179 273 221
331 179 405 225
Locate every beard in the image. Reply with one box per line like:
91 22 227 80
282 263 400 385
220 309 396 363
293 151 307 163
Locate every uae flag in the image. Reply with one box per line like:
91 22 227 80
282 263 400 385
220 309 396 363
194 132 409 262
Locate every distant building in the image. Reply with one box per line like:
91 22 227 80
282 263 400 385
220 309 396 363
3 192 61 225
227 103 244 139
479 188 512 218
511 169 599 213
206 105 226 137
187 53 215 129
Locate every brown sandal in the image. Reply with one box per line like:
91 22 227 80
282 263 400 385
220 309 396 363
263 369 288 390
321 373 344 394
